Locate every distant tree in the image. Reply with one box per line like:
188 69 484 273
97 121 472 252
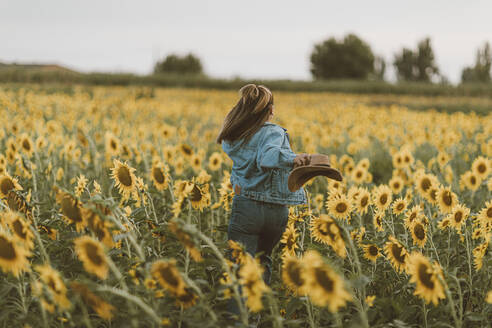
154 53 203 75
394 48 416 81
393 37 439 82
372 56 386 81
461 42 491 83
310 33 375 80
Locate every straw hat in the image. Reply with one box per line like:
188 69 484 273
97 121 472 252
288 154 343 192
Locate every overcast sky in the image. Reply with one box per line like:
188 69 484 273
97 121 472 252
2 0 491 82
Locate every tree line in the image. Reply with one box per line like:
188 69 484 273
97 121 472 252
154 34 491 84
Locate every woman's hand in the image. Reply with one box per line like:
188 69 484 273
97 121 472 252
293 153 311 168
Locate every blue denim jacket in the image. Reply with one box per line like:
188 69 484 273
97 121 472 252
222 122 307 205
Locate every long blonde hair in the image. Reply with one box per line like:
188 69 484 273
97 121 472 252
216 84 273 144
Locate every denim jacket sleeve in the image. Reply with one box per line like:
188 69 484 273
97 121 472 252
256 126 297 170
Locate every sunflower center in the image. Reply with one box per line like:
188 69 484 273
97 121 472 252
287 234 295 248
22 139 31 151
442 191 452 206
380 194 388 205
454 211 463 223
152 167 165 184
335 202 347 213
287 261 304 287
477 163 486 174
421 178 431 192
470 176 476 185
159 266 180 287
117 166 133 187
429 189 437 201
356 171 362 178
13 220 27 239
417 263 435 289
360 196 368 207
391 243 406 264
190 185 202 202
0 178 14 195
0 236 16 260
61 197 83 223
181 145 192 156
396 203 404 211
110 140 117 150
83 242 104 266
393 182 400 190
314 267 334 292
414 224 425 240
369 245 378 256
487 207 492 219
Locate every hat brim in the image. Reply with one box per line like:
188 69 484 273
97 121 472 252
288 166 343 192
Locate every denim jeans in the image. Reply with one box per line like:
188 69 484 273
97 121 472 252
225 194 289 321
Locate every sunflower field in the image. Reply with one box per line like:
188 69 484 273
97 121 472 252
0 86 491 328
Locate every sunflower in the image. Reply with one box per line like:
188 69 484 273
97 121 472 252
282 255 306 294
384 236 408 273
302 250 352 312
55 191 86 232
74 174 88 197
372 185 392 212
410 222 427 248
389 176 405 195
472 156 490 180
74 236 109 279
168 220 202 262
354 188 371 215
35 264 71 311
0 173 23 199
477 200 492 232
460 171 481 192
4 211 34 252
351 166 367 184
173 179 191 200
190 154 202 172
310 214 346 258
392 152 404 169
437 219 452 232
415 173 436 197
407 252 445 305
436 186 458 214
150 161 170 191
151 259 187 295
362 243 381 262
437 151 450 168
239 255 269 312
326 193 352 220
104 132 120 157
373 209 384 232
19 133 34 158
70 282 115 321
487 290 492 304
186 181 211 211
280 223 298 258
175 287 198 309
0 231 30 276
81 205 114 248
473 241 489 271
208 152 223 171
109 159 137 200
392 197 408 215
447 204 470 231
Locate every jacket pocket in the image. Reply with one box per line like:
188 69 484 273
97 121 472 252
270 168 283 198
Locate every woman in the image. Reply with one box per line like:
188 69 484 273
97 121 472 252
217 84 310 323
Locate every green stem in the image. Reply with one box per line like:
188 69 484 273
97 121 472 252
96 286 162 324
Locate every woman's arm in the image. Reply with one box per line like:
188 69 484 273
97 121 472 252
257 127 310 170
